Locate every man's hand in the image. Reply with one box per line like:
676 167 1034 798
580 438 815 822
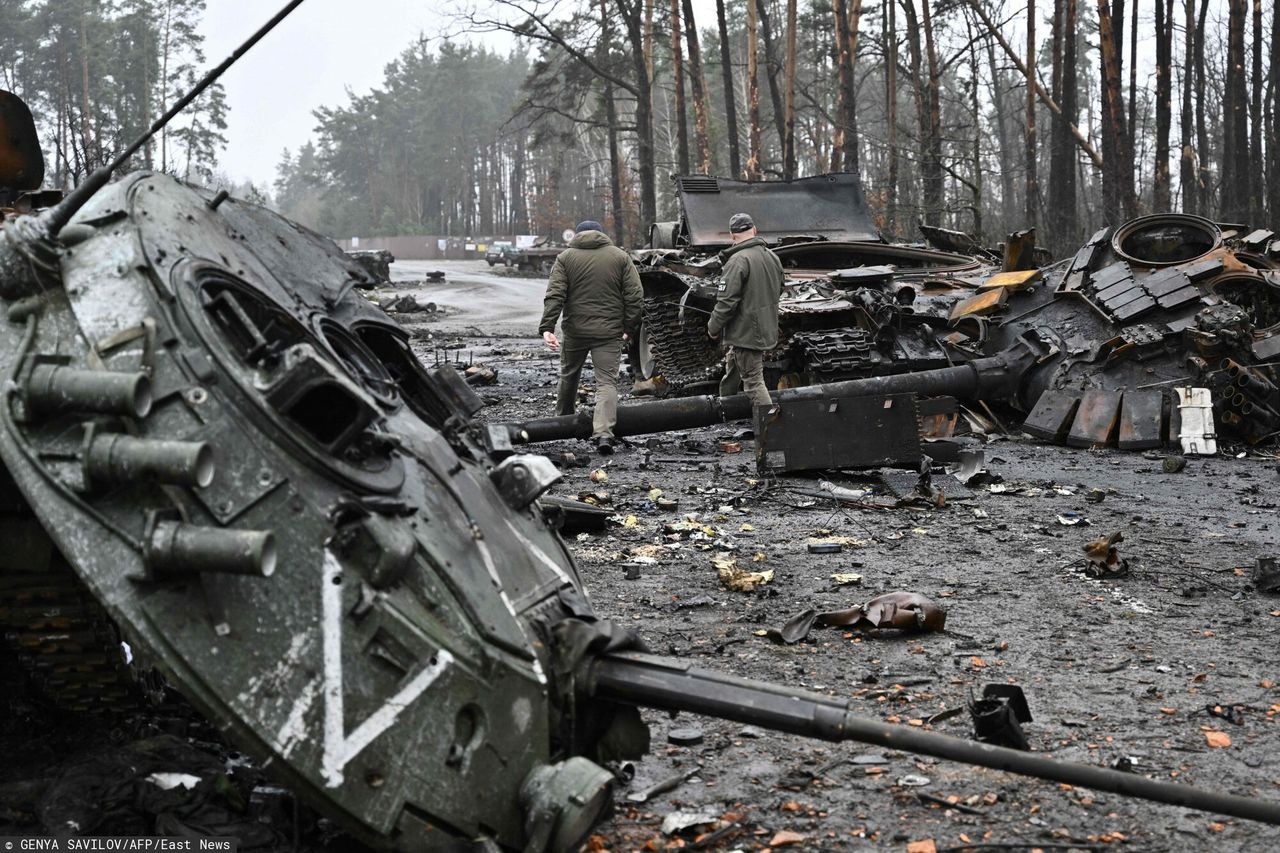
622 332 629 342
543 331 560 352
707 327 720 340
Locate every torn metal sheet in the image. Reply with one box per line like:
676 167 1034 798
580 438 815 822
767 592 947 644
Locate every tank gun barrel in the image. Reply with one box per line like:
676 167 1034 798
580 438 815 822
589 652 1280 826
505 335 1047 444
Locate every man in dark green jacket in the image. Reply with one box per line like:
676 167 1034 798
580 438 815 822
707 213 784 408
539 220 643 453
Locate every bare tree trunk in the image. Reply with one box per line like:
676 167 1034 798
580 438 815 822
1126 0 1137 149
1048 0 1079 251
715 0 741 178
1269 0 1280 221
1248 0 1262 221
921 0 943 226
1179 0 1197 213
1153 0 1172 210
1221 0 1248 221
1194 0 1209 214
830 0 850 173
682 0 713 174
841 0 863 174
671 0 690 174
985 33 1015 231
782 0 797 179
884 0 898 236
1096 0 1133 222
746 0 762 180
756 0 787 169
968 29 984 240
602 0 626 244
619 0 657 226
78 0 94 171
1025 0 1037 226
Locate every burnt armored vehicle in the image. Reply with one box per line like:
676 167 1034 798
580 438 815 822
2 11 1280 850
512 212 1280 457
632 173 993 393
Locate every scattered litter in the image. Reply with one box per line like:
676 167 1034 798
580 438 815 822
896 774 931 787
817 480 871 501
1163 455 1188 473
1254 557 1280 593
768 830 806 847
1056 512 1090 526
626 768 700 804
1204 730 1232 748
716 558 775 592
1085 488 1107 503
830 572 863 587
661 810 719 836
463 364 497 385
590 469 608 484
145 773 201 791
1083 531 1129 577
766 592 946 644
667 727 704 746
969 684 1032 750
656 497 679 511
808 541 843 554
720 440 743 454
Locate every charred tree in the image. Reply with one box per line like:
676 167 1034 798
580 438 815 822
1153 0 1172 211
1194 0 1209 216
1025 0 1037 227
1048 0 1079 249
715 0 741 178
1179 0 1197 213
1248 0 1262 221
1096 0 1135 222
756 0 787 167
783 0 797 179
831 0 852 173
682 0 713 174
1221 0 1248 222
671 0 690 175
746 0 762 179
884 0 899 236
841 0 863 175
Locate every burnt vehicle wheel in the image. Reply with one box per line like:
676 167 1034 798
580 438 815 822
1111 213 1222 267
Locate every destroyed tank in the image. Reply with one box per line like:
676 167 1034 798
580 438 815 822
3 21 1280 851
631 173 994 393
601 190 1280 454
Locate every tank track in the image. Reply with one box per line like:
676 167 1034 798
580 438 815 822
789 328 891 382
641 293 724 393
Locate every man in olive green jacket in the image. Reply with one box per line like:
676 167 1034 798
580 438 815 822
539 220 643 453
707 213 784 408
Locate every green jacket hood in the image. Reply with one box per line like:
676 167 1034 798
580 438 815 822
569 230 613 249
719 235 768 261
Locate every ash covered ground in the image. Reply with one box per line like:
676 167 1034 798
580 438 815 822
390 261 1280 851
1 260 1278 852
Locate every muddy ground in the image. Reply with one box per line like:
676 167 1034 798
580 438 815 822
387 261 1280 851
2 260 1278 852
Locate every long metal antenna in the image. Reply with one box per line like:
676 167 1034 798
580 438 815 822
43 0 308 236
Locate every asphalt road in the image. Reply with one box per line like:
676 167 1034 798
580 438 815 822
391 259 548 337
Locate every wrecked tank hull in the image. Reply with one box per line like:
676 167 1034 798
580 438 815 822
632 173 994 393
980 214 1280 447
547 210 1280 452
0 171 620 850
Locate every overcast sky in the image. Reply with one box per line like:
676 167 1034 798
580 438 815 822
200 0 722 189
